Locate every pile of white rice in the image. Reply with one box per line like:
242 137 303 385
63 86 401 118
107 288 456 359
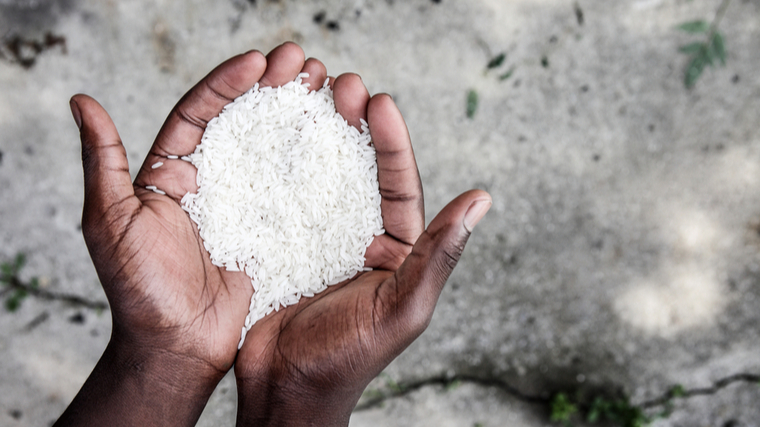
181 74 384 348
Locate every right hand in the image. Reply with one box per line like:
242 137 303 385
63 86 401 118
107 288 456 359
233 50 492 426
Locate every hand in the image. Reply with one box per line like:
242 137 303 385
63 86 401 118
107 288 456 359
56 43 312 426
233 47 492 426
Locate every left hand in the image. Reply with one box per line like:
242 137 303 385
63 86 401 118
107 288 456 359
57 43 312 426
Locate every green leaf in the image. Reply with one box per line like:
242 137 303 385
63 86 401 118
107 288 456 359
702 48 714 67
0 263 12 279
5 296 21 312
685 54 706 88
5 289 27 312
670 384 685 398
677 20 709 33
587 408 600 423
14 253 26 270
587 397 607 422
678 42 705 55
712 32 726 65
499 67 516 81
445 379 461 391
550 393 578 422
487 53 506 69
466 90 478 119
30 277 39 289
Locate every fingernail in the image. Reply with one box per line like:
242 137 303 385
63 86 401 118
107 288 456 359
69 99 82 130
464 199 491 232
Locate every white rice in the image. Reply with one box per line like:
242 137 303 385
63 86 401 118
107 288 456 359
145 185 165 195
181 74 384 348
152 161 163 169
167 155 179 160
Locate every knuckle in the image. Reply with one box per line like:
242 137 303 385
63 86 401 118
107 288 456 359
436 235 467 277
404 303 433 338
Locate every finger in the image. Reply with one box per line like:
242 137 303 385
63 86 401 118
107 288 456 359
367 94 424 246
71 94 140 235
136 45 307 204
364 234 413 271
299 57 327 92
137 49 269 196
134 158 199 203
150 50 267 159
385 190 491 333
333 73 370 130
258 42 306 88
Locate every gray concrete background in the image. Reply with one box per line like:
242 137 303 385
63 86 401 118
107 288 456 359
1 0 759 426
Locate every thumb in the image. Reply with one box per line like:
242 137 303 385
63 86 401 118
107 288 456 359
390 189 491 332
70 94 137 238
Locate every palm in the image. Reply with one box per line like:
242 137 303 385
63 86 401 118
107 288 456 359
103 195 252 369
79 46 313 371
236 268 399 386
233 46 430 404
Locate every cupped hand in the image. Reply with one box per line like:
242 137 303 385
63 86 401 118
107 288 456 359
233 49 492 426
60 43 318 426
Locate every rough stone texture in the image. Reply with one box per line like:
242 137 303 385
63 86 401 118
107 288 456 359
1 0 759 426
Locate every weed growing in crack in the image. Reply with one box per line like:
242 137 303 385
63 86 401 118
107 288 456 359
549 392 652 427
0 253 38 312
0 253 108 312
550 393 578 425
378 372 405 393
445 379 462 391
586 396 650 427
354 371 760 421
548 385 688 427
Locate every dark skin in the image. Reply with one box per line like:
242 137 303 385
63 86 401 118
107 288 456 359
56 42 491 427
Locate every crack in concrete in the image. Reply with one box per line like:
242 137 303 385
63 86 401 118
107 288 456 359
354 371 760 414
641 372 760 408
354 373 549 411
4 275 108 311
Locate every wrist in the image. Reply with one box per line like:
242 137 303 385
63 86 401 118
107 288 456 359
55 334 224 427
235 375 359 427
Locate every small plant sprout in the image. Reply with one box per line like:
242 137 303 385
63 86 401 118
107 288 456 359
379 372 405 393
0 253 38 312
499 67 516 81
550 393 578 425
677 0 731 88
586 396 651 427
487 53 506 69
466 90 478 119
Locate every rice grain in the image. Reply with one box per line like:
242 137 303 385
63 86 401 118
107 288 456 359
182 75 384 347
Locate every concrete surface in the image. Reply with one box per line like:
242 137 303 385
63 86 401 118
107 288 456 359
1 0 760 426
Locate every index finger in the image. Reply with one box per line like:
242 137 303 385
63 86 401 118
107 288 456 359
151 50 268 158
367 94 425 246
